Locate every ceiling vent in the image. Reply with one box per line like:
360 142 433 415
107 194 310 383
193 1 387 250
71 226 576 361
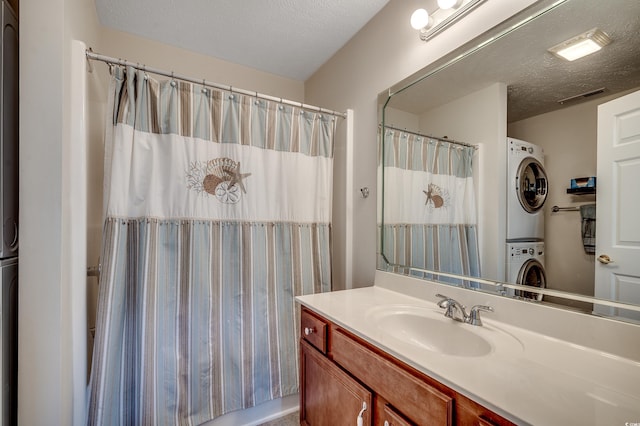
557 87 606 104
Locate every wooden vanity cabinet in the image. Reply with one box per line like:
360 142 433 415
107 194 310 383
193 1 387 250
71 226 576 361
300 339 372 425
299 307 515 426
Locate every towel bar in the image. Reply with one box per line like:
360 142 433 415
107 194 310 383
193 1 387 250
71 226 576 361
552 205 580 212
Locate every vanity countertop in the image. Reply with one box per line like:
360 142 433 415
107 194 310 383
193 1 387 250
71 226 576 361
296 286 640 426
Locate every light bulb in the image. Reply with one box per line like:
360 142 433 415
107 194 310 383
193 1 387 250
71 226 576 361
437 0 462 10
410 8 430 30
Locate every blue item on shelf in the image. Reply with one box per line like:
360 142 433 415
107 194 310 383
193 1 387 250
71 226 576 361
570 176 596 189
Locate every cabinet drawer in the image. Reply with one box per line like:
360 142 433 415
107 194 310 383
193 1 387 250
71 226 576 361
332 329 453 425
301 308 328 354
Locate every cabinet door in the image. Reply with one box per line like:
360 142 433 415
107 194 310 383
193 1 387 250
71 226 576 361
381 403 414 426
332 329 453 425
301 340 372 426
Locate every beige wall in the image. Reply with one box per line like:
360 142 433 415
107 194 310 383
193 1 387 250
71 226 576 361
305 0 538 288
96 27 305 102
508 89 639 306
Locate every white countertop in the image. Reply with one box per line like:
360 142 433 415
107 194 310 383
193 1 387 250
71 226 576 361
296 286 640 426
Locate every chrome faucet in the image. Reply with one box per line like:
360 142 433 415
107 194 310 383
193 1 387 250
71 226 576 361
435 294 493 326
436 294 468 322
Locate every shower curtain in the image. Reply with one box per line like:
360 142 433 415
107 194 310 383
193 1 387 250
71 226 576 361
380 129 480 280
87 66 335 425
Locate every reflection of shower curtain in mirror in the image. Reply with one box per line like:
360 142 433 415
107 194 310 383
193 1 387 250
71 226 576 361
381 129 480 279
87 66 335 424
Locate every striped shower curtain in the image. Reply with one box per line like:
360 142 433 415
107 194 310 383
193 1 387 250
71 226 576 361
380 129 480 280
87 66 335 425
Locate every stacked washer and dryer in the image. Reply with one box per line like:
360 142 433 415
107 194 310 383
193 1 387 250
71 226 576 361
505 138 548 301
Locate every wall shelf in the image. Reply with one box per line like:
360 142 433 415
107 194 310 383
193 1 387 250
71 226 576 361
567 187 596 195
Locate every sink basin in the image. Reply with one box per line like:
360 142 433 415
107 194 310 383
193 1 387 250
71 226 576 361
366 305 520 357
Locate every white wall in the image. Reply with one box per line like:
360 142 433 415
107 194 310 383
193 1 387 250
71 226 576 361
419 83 507 281
305 0 539 288
19 0 100 424
383 106 420 130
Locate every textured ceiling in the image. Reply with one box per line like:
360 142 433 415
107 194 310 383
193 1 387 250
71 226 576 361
387 0 640 123
94 0 390 81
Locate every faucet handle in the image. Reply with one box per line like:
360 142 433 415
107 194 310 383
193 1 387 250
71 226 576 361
466 305 494 326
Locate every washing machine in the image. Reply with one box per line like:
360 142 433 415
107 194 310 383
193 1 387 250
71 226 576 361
505 242 545 301
506 137 548 241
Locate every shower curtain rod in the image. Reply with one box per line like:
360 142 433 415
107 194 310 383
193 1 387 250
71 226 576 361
380 124 477 149
85 50 347 119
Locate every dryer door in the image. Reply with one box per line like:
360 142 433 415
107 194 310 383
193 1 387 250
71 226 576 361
516 158 548 213
515 258 546 301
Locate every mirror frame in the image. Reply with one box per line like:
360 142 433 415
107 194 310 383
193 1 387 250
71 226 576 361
378 0 640 320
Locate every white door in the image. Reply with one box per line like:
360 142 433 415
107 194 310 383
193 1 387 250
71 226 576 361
595 89 640 320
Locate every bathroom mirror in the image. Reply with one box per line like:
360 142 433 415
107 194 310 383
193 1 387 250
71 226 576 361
379 0 640 322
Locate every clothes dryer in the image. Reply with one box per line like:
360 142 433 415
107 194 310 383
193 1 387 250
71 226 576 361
506 137 547 241
505 241 545 301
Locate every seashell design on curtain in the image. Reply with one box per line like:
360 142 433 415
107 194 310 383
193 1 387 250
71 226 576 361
87 66 335 425
379 129 481 282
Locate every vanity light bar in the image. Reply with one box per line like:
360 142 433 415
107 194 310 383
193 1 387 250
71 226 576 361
417 0 487 42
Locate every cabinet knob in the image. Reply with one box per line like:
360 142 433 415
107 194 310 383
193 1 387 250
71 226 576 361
304 327 315 336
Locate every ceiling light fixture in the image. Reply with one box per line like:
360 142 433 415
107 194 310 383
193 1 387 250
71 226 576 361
548 28 612 61
411 0 486 42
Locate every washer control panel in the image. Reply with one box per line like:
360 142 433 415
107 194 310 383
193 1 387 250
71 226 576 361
509 139 544 158
509 243 544 260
